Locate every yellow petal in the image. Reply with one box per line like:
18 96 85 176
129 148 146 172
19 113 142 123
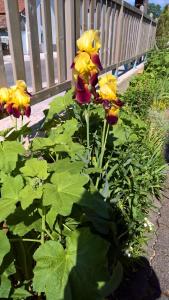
12 89 30 107
16 80 27 91
77 30 101 54
99 74 117 95
74 52 96 74
0 87 11 102
108 106 119 116
99 84 116 100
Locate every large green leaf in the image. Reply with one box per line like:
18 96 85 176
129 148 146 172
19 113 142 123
32 119 78 151
33 228 109 300
46 90 73 120
0 273 11 298
0 141 24 173
0 175 24 222
43 172 88 219
0 231 10 266
20 158 48 180
1 175 23 200
0 262 15 298
0 199 18 222
48 158 84 173
19 185 42 210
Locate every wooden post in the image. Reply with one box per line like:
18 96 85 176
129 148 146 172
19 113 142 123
74 0 81 41
41 0 55 87
96 0 101 30
65 0 76 80
82 0 88 32
25 0 42 92
4 0 26 82
89 0 96 29
114 0 124 66
135 8 144 56
0 39 7 86
103 3 112 67
54 0 66 83
146 14 153 51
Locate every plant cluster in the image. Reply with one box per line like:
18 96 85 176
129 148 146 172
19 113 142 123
0 31 166 299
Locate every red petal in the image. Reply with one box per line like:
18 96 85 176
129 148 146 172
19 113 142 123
76 87 91 104
90 72 98 87
115 99 124 107
5 103 13 115
24 105 31 117
76 75 85 91
106 114 118 125
91 53 103 70
12 107 21 118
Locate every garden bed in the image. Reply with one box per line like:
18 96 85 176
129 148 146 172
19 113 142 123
0 30 168 299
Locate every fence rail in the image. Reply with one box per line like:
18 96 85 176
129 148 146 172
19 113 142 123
0 0 157 105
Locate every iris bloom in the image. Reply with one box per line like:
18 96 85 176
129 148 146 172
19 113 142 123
77 30 101 55
74 52 97 76
5 86 31 118
0 87 11 111
76 30 102 71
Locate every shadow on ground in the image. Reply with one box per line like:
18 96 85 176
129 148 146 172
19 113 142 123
112 257 162 300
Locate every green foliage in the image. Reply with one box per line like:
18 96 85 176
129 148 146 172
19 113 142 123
156 5 169 48
122 73 156 115
0 55 167 298
123 50 169 116
147 3 162 18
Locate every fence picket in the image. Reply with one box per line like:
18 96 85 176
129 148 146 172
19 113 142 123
82 0 88 31
54 0 66 83
25 0 42 92
41 0 55 87
0 39 7 86
65 0 76 80
4 0 26 83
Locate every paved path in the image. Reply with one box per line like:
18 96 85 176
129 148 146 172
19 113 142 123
150 174 169 299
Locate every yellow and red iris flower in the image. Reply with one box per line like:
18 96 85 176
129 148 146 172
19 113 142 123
98 74 124 125
0 80 31 118
76 30 102 71
72 30 103 105
72 30 123 125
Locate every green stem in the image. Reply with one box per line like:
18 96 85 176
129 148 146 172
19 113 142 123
95 120 110 189
99 119 107 169
10 238 41 243
21 115 24 143
85 106 90 163
45 228 54 240
41 207 46 244
15 118 18 131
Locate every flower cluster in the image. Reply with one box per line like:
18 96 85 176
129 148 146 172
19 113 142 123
72 30 123 124
0 80 31 118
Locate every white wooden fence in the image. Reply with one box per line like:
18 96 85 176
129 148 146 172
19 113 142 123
0 0 157 105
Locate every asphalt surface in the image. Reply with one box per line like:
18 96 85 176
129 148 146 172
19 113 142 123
151 175 169 300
